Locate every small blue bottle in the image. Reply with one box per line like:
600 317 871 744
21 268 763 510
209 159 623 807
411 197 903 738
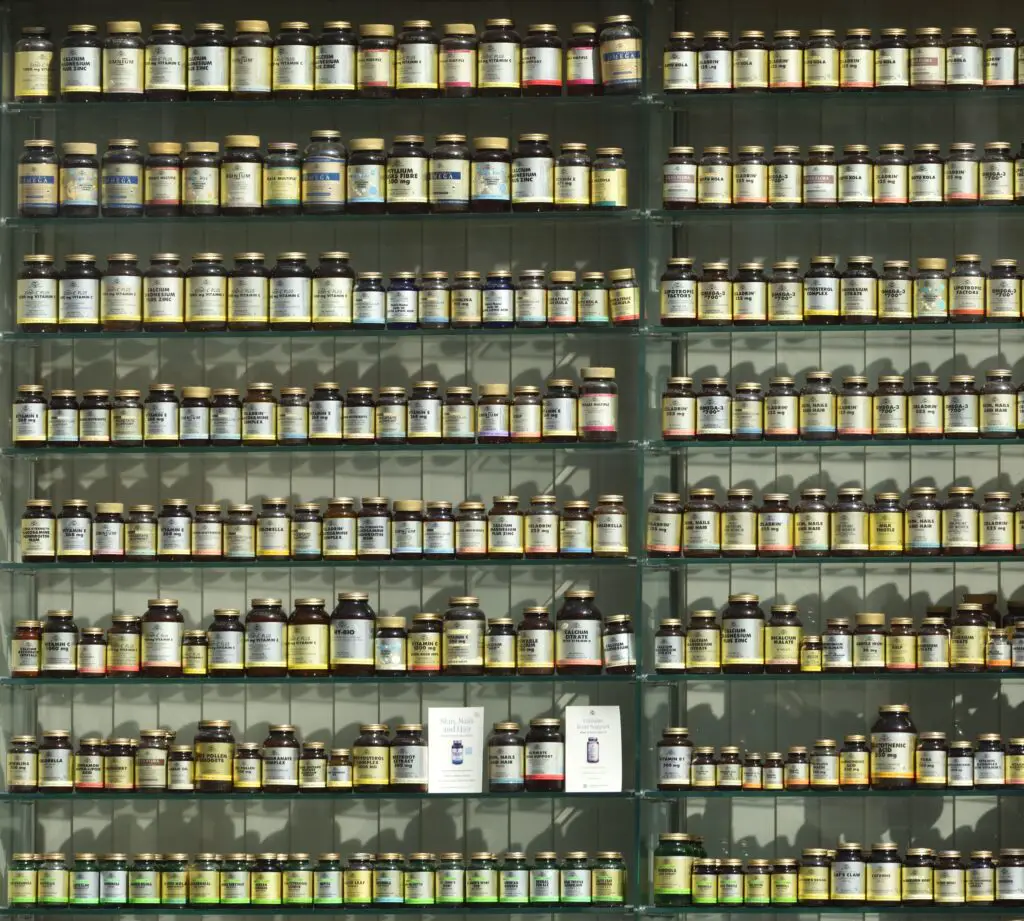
483 270 515 328
386 271 418 329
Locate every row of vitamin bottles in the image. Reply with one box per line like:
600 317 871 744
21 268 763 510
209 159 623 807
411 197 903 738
663 141 1024 209
652 601 1019 675
17 590 621 679
651 835 1024 907
659 254 1023 325
662 369 1020 441
17 254 639 332
645 484 1022 558
655 725 1024 792
661 26 1024 93
13 17 643 102
14 373 620 447
7 849 629 907
7 717 581 795
18 135 629 218
21 495 629 563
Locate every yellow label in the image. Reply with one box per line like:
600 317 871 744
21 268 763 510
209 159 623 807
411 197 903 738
800 644 822 672
103 755 134 790
1007 753 1024 784
692 873 717 902
19 163 59 206
287 623 329 671
189 870 219 903
353 745 389 786
409 634 441 671
766 625 802 666
591 166 627 208
343 870 371 903
685 629 720 669
886 635 916 669
839 751 869 785
798 867 829 900
653 856 692 895
744 874 768 901
771 872 796 902
15 50 53 98
183 644 208 675
194 741 233 783
951 624 987 667
902 867 933 900
869 511 904 551
251 870 282 904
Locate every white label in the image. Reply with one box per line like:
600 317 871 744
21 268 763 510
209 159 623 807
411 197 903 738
664 50 696 91
18 277 57 323
316 42 355 90
948 44 983 85
60 277 99 323
354 288 385 324
910 163 943 203
188 45 229 91
62 46 101 92
839 163 872 204
522 46 560 87
512 157 553 204
263 747 299 785
145 400 178 440
663 162 696 204
525 741 564 779
246 621 285 665
659 745 692 783
430 157 469 203
805 275 838 317
269 275 310 322
103 47 143 93
876 47 909 87
698 49 731 89
556 620 602 666
386 156 427 203
142 620 183 667
946 159 979 201
478 41 519 88
697 394 730 435
358 514 390 554
543 396 576 437
274 43 313 90
146 43 186 90
221 163 261 208
386 288 417 323
804 164 837 203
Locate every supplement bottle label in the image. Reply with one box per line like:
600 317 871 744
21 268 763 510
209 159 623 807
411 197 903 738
525 741 564 781
188 45 229 91
556 619 601 667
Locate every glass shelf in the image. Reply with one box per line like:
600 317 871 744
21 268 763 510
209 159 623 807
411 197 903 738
650 438 1024 453
648 322 1024 339
0 908 631 917
661 87 1024 106
0 674 636 687
0 790 635 803
652 206 1024 223
2 442 638 460
0 326 639 343
0 558 638 573
0 671 1015 687
5 95 649 114
640 788 1022 799
2 788 1017 804
639 671 1015 682
641 907 1017 916
644 554 1018 569
6 210 644 228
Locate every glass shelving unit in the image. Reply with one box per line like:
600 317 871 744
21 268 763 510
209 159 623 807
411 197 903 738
5 0 1024 909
